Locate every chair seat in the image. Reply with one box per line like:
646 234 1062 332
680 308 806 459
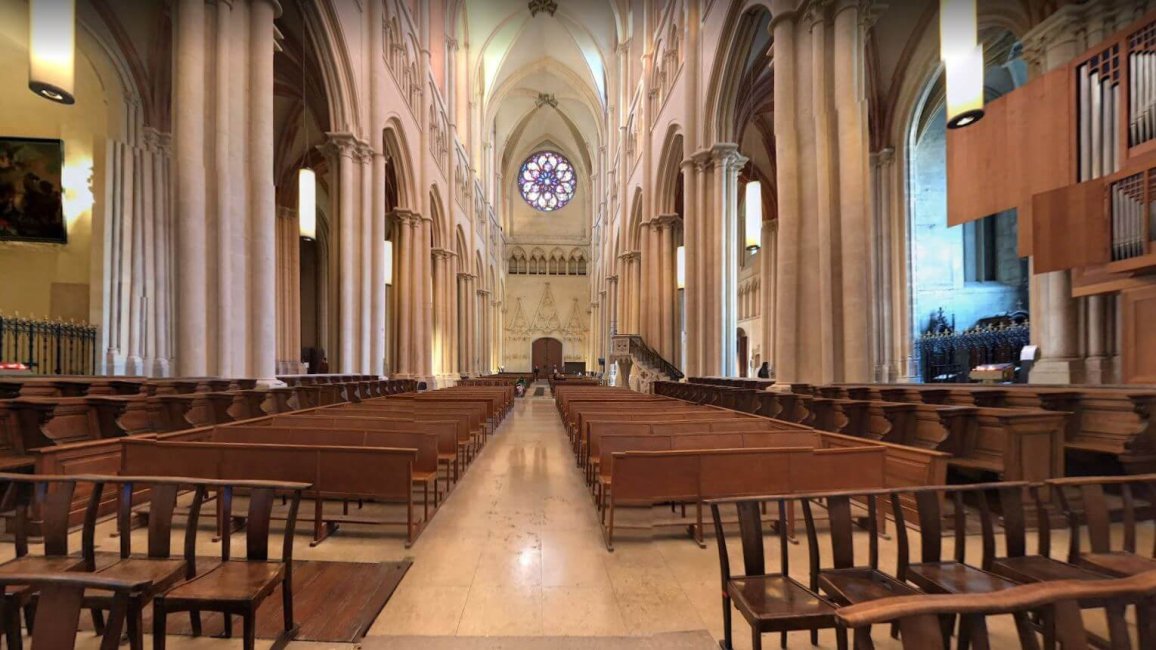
0 555 85 575
728 575 837 627
819 568 919 605
992 555 1109 584
159 560 284 606
907 561 1021 594
413 471 438 484
1077 552 1156 578
87 558 187 601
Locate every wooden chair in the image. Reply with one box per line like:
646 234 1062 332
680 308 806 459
800 489 920 649
836 571 1156 650
986 483 1132 648
0 573 152 650
87 478 210 650
0 473 106 650
891 482 1036 648
152 479 307 650
709 498 843 650
1048 474 1156 578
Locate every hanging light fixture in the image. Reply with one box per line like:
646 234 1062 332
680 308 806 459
28 0 77 104
744 181 762 252
676 245 686 290
384 240 393 286
940 0 984 128
298 168 316 240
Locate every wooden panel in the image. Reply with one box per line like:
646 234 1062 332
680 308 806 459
1122 281 1156 383
1032 178 1110 272
947 66 1075 256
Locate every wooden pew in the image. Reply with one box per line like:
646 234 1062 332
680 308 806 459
121 437 424 546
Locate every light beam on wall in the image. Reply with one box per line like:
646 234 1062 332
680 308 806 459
28 0 76 104
61 154 92 225
384 240 393 286
940 0 984 128
298 168 316 240
676 245 685 290
744 181 762 252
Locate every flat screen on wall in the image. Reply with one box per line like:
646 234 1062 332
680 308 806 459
0 137 67 244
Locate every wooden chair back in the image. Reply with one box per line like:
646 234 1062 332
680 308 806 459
0 473 105 569
1048 474 1156 563
0 573 152 650
115 478 207 576
218 481 303 563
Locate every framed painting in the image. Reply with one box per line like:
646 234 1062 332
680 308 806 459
0 137 67 244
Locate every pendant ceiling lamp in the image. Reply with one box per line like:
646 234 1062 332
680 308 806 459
28 0 77 104
384 240 393 286
676 245 685 290
744 181 762 252
940 0 984 128
298 27 316 239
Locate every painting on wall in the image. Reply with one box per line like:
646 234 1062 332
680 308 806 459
0 137 67 243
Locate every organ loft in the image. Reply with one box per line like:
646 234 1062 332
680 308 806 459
1 0 1156 649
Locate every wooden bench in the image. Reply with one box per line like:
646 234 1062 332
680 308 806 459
601 446 887 551
121 438 422 547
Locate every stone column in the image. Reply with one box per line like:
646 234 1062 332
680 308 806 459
326 133 358 372
369 0 385 377
358 143 374 372
249 0 280 381
760 218 777 372
721 147 746 377
211 0 233 377
478 288 491 373
395 212 413 376
772 4 800 383
834 0 871 382
174 0 208 376
680 158 699 374
657 214 677 361
431 248 452 378
639 222 653 343
870 147 897 382
417 215 434 380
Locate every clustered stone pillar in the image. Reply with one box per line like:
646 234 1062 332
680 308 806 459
172 0 282 382
771 0 874 384
654 214 679 362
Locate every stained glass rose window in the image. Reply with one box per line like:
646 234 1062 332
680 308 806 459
519 151 575 212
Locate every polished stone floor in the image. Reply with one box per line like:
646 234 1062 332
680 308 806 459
53 389 1142 648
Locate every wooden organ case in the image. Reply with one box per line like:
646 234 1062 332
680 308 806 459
947 11 1156 384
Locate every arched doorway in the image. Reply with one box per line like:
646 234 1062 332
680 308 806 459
532 337 563 376
737 328 749 378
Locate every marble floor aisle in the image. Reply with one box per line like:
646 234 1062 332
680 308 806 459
68 389 1137 649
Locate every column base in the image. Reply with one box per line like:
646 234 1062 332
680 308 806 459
1029 357 1087 384
151 358 171 378
102 351 126 376
125 356 145 376
1083 355 1118 385
255 377 287 389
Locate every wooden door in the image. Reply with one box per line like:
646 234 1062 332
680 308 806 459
532 338 563 375
737 329 749 377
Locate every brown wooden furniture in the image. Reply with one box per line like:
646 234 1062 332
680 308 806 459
0 473 105 649
0 573 153 650
708 498 842 650
836 571 1156 650
1049 474 1156 578
799 489 921 649
152 478 307 650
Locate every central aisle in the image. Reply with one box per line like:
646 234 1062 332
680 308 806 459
367 390 723 645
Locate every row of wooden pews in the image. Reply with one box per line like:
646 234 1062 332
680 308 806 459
659 381 1061 484
663 379 1156 481
0 379 512 647
553 385 955 550
0 375 416 476
709 474 1156 649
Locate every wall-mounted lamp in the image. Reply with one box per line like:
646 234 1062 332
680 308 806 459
28 0 76 104
384 240 393 286
676 245 685 290
298 168 316 240
940 0 985 128
744 181 762 252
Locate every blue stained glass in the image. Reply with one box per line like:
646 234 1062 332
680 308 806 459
518 151 576 212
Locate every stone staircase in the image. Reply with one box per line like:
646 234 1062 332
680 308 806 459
608 334 684 393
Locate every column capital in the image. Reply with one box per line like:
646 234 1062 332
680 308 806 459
253 0 283 18
323 132 360 158
653 213 681 229
607 275 619 284
458 272 477 280
432 247 455 260
871 147 895 168
619 250 640 262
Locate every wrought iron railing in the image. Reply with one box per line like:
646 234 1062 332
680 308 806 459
0 315 98 375
918 321 1030 383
